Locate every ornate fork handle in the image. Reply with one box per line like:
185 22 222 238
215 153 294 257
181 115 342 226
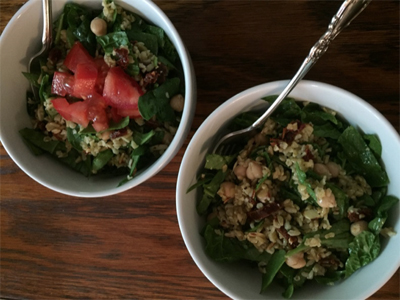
252 0 371 129
307 0 371 64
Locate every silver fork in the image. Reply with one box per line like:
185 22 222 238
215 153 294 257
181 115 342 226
28 0 52 100
213 0 371 155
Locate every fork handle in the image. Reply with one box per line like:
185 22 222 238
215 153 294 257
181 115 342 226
42 0 52 49
251 0 371 129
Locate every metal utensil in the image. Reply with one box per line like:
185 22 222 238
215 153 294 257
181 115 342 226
28 0 52 100
213 0 371 155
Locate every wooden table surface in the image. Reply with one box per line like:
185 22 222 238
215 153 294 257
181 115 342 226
1 0 399 299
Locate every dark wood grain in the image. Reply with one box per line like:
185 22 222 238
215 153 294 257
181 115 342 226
1 0 399 299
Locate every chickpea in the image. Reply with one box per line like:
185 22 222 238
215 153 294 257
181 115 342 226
326 161 340 178
217 182 236 203
256 188 269 203
317 188 337 208
350 220 368 236
313 163 331 177
233 164 247 180
170 94 184 112
246 160 263 181
90 18 107 37
286 252 306 269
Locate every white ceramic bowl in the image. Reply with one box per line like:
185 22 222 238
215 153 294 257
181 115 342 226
177 80 400 300
0 0 196 197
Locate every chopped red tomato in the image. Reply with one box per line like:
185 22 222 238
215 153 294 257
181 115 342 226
64 42 95 73
108 107 123 123
86 93 109 132
73 63 98 98
94 58 110 94
51 72 76 97
116 107 141 118
103 67 143 115
52 98 89 128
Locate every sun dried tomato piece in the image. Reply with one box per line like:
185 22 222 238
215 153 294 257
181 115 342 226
114 48 129 68
247 202 281 221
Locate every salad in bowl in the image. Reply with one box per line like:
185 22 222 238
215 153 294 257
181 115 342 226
20 0 185 186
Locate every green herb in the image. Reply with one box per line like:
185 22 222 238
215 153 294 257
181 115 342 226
96 32 130 54
260 249 286 293
92 149 113 172
138 78 180 122
368 195 399 234
204 154 235 170
363 134 382 158
294 162 317 202
345 231 380 278
338 126 389 187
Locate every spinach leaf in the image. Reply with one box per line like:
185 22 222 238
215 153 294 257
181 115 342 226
197 194 214 215
262 96 302 127
73 16 96 55
67 127 83 151
92 149 113 172
338 126 389 187
186 175 213 193
260 249 286 293
368 195 399 234
132 130 155 146
203 170 227 198
161 36 179 63
313 123 341 139
203 225 271 263
126 29 158 55
108 116 130 131
58 148 92 177
314 270 345 285
118 145 147 186
300 102 338 125
229 112 260 131
282 284 294 299
138 78 180 121
97 32 130 54
21 137 44 156
19 128 61 154
363 134 382 158
54 13 65 45
145 25 165 48
22 72 40 88
63 3 96 54
294 162 317 202
345 231 380 278
279 264 295 299
80 116 129 134
39 74 51 104
204 154 235 170
300 219 352 249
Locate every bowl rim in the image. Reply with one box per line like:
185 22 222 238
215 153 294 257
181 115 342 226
176 79 400 299
0 0 196 198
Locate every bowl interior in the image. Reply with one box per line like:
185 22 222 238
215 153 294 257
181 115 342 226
0 0 195 197
177 80 400 299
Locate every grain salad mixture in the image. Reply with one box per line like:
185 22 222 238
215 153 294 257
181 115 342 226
20 0 184 185
190 96 398 298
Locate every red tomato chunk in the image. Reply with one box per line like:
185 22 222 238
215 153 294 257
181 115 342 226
51 43 145 132
52 98 89 128
103 67 143 113
51 72 76 97
74 63 98 98
64 42 95 73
